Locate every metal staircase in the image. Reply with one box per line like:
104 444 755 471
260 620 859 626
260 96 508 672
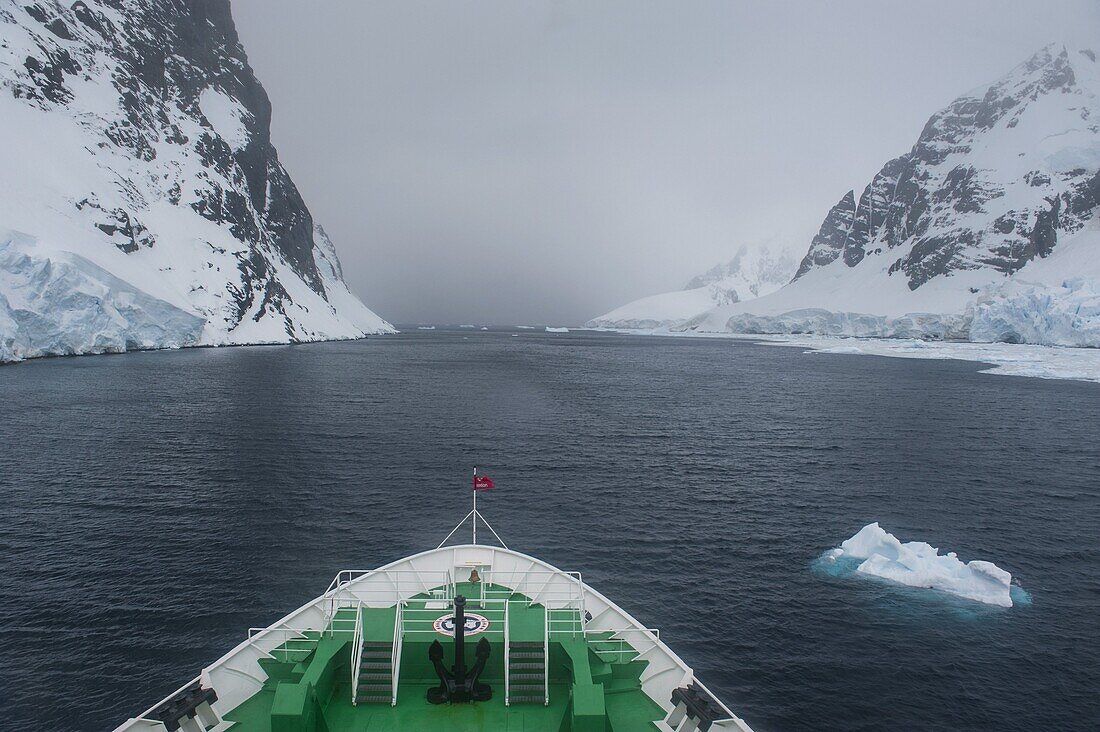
507 641 546 704
354 641 394 704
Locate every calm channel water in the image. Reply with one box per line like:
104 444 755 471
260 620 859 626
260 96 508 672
1 329 1098 731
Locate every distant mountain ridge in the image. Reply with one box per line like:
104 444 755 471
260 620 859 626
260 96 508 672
587 245 797 330
685 246 797 296
597 44 1100 347
0 0 392 363
793 45 1099 288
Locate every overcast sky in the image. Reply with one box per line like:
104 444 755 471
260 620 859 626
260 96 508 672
231 0 1098 325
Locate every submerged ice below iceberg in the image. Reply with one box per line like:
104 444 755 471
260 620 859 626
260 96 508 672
821 523 1019 607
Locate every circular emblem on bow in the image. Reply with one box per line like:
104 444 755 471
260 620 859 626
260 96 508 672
433 612 491 637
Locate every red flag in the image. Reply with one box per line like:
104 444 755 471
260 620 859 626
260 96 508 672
473 475 495 491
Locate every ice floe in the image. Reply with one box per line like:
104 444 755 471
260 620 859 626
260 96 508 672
776 334 1100 384
822 523 1017 607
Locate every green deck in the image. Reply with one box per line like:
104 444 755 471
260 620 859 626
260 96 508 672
224 582 665 731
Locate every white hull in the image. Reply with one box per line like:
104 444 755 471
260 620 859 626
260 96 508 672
115 544 753 732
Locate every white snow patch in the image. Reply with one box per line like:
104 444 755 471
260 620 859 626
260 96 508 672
198 87 251 151
822 523 1016 607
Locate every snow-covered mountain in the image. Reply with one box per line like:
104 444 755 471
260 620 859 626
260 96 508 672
0 0 392 363
587 244 797 329
684 44 1100 346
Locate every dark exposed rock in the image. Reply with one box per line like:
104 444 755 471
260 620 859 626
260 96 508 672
22 47 79 103
794 190 856 277
70 2 105 36
934 165 1001 214
974 89 1017 130
794 44 1100 292
76 198 155 254
992 214 1018 234
1025 171 1051 187
1066 169 1100 217
1028 197 1061 260
45 17 73 40
902 230 977 289
7 0 341 332
23 4 47 23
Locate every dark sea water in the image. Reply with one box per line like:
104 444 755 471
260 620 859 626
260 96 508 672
1 329 1098 732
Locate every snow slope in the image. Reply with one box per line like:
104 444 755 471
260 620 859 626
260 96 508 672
0 1 392 363
682 45 1100 346
587 244 796 329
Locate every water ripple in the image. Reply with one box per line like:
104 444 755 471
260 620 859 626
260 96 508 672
0 330 1098 731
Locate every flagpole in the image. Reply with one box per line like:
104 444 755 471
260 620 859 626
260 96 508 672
472 466 477 545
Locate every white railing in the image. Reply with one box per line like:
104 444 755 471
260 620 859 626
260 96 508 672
547 607 584 639
390 602 403 706
245 618 357 660
324 569 455 618
543 604 550 705
504 600 511 706
481 570 586 613
350 602 364 705
584 627 660 663
246 627 311 662
325 566 584 619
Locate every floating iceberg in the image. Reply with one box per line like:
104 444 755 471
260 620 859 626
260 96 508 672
545 326 569 333
822 523 1016 607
